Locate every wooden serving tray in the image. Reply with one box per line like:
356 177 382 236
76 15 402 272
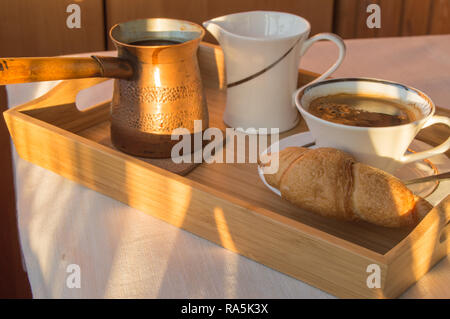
4 42 450 298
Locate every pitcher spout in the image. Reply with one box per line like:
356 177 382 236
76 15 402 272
202 20 224 42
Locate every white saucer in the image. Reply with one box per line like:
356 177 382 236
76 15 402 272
257 132 450 206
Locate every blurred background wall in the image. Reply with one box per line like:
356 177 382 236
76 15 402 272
0 0 449 57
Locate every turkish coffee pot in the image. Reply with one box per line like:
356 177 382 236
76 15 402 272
0 18 208 158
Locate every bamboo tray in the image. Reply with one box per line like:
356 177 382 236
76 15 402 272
4 42 450 298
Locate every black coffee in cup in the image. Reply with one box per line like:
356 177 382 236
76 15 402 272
308 93 421 127
128 39 183 46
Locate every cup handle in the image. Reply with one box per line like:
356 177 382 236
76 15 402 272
401 115 450 164
299 33 346 84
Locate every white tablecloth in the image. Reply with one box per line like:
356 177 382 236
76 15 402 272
8 35 450 298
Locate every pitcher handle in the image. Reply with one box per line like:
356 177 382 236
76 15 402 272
299 33 346 85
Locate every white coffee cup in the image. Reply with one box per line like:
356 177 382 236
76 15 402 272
294 78 450 173
203 11 346 133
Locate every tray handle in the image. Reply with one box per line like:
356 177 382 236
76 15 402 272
12 77 111 113
386 195 450 263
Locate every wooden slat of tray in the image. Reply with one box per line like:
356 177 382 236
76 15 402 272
5 42 450 298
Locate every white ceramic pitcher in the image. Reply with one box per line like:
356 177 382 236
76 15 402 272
203 11 346 133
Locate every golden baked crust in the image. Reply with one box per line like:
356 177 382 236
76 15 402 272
263 147 308 189
279 148 355 220
263 147 432 228
351 163 417 227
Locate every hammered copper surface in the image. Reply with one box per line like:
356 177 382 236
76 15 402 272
109 18 208 158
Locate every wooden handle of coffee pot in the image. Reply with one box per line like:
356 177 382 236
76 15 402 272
0 56 133 85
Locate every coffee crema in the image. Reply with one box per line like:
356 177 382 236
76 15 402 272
308 93 420 127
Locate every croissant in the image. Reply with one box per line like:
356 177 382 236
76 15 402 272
262 147 432 227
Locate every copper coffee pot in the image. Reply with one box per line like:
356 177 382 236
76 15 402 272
0 18 208 158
